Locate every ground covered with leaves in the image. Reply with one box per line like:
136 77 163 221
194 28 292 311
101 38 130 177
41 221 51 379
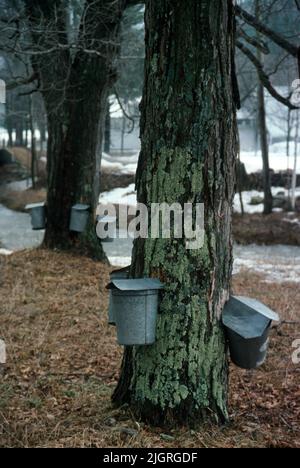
0 249 299 448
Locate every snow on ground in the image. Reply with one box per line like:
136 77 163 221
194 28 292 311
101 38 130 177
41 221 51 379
0 201 298 283
234 186 300 214
3 179 32 192
101 141 299 176
240 144 299 175
101 152 138 175
99 183 137 207
107 242 300 284
100 183 300 215
233 244 300 284
0 248 13 256
107 256 132 267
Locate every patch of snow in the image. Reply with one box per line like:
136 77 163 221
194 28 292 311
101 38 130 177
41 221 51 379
108 256 132 267
240 146 299 175
234 186 300 214
101 152 138 175
233 244 300 283
0 248 12 256
99 184 137 207
4 179 32 192
282 217 300 225
273 208 283 213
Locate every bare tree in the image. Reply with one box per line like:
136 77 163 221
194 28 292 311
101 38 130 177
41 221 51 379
0 0 131 258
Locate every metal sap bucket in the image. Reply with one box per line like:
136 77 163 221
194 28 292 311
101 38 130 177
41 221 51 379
25 203 46 230
222 296 279 370
108 266 131 325
96 215 117 243
70 204 90 233
107 278 164 346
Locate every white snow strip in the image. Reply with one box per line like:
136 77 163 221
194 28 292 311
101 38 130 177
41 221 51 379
100 183 300 215
0 248 13 256
101 152 138 175
108 256 132 267
99 184 137 207
233 244 300 283
240 146 299 175
234 186 300 214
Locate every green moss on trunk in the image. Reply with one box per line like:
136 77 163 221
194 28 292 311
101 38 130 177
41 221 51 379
113 0 238 426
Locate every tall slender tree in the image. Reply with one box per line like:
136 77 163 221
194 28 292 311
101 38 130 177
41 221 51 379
113 0 238 425
255 0 273 215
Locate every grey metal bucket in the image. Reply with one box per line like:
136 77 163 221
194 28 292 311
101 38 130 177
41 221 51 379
26 203 46 230
107 279 164 346
108 266 130 326
222 296 279 370
70 204 90 233
96 215 117 243
226 324 270 370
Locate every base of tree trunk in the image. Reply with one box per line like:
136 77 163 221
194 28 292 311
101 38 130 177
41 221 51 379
43 222 109 263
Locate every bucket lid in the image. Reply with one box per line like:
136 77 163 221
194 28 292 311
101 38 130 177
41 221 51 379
72 204 90 211
25 202 46 210
107 278 164 291
222 296 279 339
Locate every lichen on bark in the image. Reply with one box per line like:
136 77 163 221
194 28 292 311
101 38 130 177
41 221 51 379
113 0 238 426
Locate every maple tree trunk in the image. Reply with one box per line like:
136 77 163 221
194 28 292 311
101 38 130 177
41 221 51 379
24 0 126 259
113 0 238 426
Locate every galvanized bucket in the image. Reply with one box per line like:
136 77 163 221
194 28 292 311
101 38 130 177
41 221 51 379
108 266 130 326
226 325 270 370
25 203 46 230
222 296 279 370
96 215 117 243
70 204 90 233
107 278 164 346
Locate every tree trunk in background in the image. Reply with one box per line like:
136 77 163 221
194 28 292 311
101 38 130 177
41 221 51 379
39 115 47 153
44 67 110 258
287 108 291 198
113 0 238 426
15 119 24 147
104 100 111 154
29 96 37 189
256 0 273 215
257 82 273 214
121 115 126 155
291 110 299 210
24 120 29 148
25 0 127 259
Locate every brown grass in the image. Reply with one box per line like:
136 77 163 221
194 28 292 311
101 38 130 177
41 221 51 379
0 249 299 448
9 147 46 170
0 188 47 212
10 147 32 169
233 212 300 246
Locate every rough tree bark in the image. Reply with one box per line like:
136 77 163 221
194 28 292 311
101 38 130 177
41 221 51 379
24 0 127 259
113 0 238 426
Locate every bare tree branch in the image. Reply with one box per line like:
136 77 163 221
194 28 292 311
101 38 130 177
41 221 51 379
114 87 135 133
236 40 297 110
235 5 298 58
237 28 270 55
